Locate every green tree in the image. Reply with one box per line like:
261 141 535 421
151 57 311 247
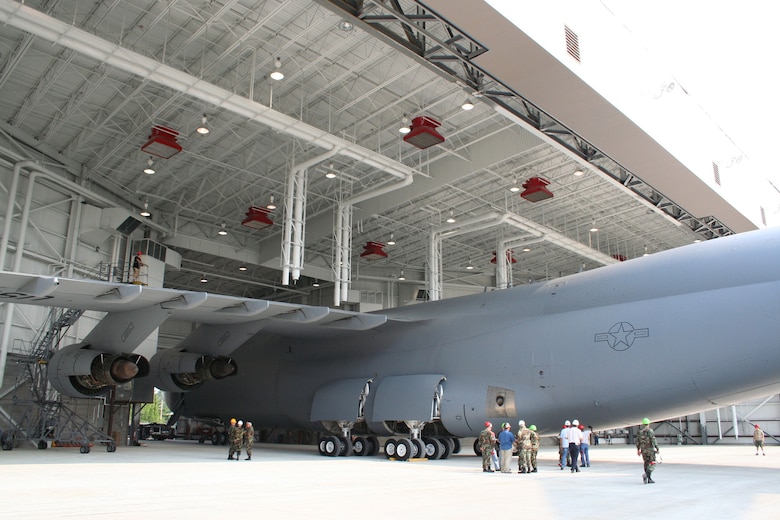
140 389 171 423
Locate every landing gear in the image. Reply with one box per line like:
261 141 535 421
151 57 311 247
394 438 412 461
79 445 90 454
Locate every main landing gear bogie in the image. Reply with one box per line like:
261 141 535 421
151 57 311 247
318 435 380 457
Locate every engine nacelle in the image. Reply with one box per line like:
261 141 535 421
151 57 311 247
49 343 150 397
149 347 237 392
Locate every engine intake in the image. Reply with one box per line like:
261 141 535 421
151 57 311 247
149 347 237 392
49 343 150 397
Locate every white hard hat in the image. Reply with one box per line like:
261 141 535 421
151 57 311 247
518 420 525 427
564 420 571 426
572 419 580 426
237 420 243 425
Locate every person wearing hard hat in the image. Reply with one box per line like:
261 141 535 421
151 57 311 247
528 425 540 472
753 424 766 456
515 420 533 473
227 418 238 460
497 422 515 473
635 418 659 484
559 420 571 470
132 251 145 282
478 421 496 472
566 419 583 473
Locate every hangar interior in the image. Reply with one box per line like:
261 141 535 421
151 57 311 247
0 0 777 449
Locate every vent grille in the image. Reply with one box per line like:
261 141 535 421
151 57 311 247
712 162 721 185
565 25 580 62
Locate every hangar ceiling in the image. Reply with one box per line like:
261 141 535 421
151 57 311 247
0 0 728 302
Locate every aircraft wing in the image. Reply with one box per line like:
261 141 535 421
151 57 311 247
0 271 390 351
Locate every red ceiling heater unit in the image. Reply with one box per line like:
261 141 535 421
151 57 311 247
141 125 183 159
491 250 517 264
520 177 554 202
241 206 274 230
403 116 445 149
360 241 388 260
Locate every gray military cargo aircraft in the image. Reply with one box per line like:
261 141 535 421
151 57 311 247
2 226 780 459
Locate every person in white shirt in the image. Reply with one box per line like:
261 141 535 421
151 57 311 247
580 424 592 467
567 419 583 473
559 420 570 470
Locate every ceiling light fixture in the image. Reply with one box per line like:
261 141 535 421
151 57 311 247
312 279 321 287
386 233 396 246
399 115 411 134
522 247 531 252
140 201 151 217
143 157 155 175
218 223 228 236
398 269 406 281
461 98 475 111
270 57 284 81
573 169 584 177
337 20 354 32
446 210 456 224
466 260 475 270
267 195 277 210
643 245 650 257
590 220 599 233
509 179 521 192
238 265 248 271
200 274 208 283
196 114 209 135
325 162 336 179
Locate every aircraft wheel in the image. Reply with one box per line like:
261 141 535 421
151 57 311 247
219 432 228 445
37 440 48 450
366 436 379 456
338 436 352 456
451 437 461 454
79 445 90 454
423 437 443 460
437 437 454 459
317 437 328 456
473 438 482 456
411 438 425 459
395 438 412 461
384 438 397 459
211 432 220 445
353 436 367 456
323 436 340 457
198 437 205 444
107 443 116 453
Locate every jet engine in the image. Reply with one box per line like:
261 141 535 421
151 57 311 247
149 347 237 392
49 343 150 397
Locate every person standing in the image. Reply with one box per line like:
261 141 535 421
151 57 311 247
132 251 145 282
753 424 766 456
567 419 583 473
478 422 496 472
226 418 238 460
636 417 659 484
559 420 570 470
529 425 540 472
244 421 255 460
230 420 244 461
515 420 533 473
580 424 592 467
497 422 515 473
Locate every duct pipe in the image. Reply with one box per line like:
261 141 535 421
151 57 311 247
281 149 339 285
731 405 739 440
496 236 547 289
333 175 414 306
699 412 708 445
716 408 722 440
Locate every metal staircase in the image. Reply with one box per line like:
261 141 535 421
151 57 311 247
1 307 117 453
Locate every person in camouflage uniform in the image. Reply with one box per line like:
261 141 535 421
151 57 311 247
244 421 255 460
635 417 659 484
514 420 533 473
478 422 496 472
229 420 244 461
226 418 238 460
529 424 540 472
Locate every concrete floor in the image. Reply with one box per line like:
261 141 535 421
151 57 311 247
0 440 776 519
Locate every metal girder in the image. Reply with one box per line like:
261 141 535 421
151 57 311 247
323 0 735 240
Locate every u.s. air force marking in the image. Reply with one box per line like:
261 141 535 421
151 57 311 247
595 322 649 351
